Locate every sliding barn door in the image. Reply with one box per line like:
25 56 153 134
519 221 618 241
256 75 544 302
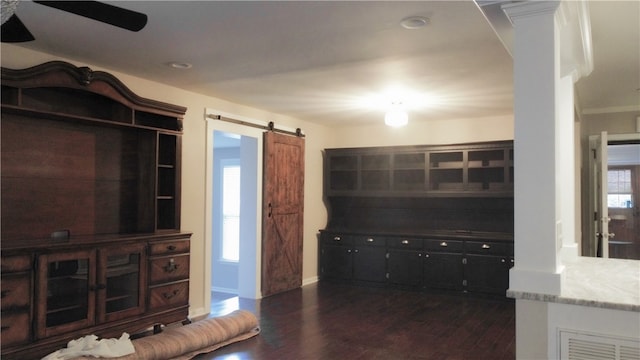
261 131 305 297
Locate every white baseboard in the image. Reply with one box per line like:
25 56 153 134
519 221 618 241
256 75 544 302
302 276 318 287
211 286 238 294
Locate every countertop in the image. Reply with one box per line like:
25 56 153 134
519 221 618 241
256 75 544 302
507 256 640 312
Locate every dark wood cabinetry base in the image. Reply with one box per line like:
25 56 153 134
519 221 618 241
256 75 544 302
319 231 513 297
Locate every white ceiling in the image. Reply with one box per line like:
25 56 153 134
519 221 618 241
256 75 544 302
4 1 639 126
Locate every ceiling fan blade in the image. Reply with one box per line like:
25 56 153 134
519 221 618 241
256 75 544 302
1 14 35 42
33 1 147 32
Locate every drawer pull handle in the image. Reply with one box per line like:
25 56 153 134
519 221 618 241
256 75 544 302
440 242 448 247
401 240 409 245
366 238 374 243
1 290 9 298
333 236 341 241
163 289 180 299
164 259 179 273
167 245 177 251
482 244 491 249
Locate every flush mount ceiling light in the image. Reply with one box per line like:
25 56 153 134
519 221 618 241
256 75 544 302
385 102 408 127
400 16 429 30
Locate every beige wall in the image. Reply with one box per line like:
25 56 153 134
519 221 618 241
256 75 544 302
581 111 639 137
326 114 513 148
1 44 514 318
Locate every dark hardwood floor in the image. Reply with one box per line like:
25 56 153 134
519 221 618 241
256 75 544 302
196 282 515 360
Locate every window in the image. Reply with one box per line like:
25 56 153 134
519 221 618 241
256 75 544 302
607 169 633 208
222 164 240 262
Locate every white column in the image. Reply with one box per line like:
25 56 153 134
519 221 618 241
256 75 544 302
504 1 565 295
558 75 579 261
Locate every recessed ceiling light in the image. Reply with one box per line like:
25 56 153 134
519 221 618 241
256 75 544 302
401 16 429 30
167 61 192 70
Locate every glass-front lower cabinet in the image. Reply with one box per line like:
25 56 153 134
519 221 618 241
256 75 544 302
36 244 146 338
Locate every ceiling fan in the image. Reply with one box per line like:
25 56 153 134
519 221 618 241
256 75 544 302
1 0 147 43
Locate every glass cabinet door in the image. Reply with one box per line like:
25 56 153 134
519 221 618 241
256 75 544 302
37 250 96 338
98 243 146 323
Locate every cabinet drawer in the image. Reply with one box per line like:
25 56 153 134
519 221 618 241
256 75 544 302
387 237 423 249
466 241 508 255
321 234 353 246
353 236 385 247
1 311 30 346
148 281 189 310
149 254 190 284
1 255 32 273
1 274 30 310
425 239 463 252
148 239 190 256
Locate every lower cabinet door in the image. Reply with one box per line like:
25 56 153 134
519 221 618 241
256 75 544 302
424 252 464 291
352 246 387 283
36 250 96 339
320 245 353 280
387 249 423 287
465 255 509 295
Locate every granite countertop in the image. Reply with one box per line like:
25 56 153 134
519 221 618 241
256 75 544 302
507 256 640 312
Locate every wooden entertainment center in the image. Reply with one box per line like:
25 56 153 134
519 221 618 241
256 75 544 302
320 142 515 296
0 61 191 359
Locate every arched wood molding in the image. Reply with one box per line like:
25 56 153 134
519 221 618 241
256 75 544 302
1 60 186 123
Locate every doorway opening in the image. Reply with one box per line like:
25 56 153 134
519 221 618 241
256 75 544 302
586 132 640 260
211 129 259 305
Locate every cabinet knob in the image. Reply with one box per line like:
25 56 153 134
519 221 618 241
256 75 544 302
333 236 341 241
366 238 374 243
440 242 448 247
354 249 359 253
401 240 409 245
482 244 491 249
167 245 177 251
164 258 179 272
501 258 506 263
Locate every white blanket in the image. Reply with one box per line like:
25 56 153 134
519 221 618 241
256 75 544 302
42 333 135 360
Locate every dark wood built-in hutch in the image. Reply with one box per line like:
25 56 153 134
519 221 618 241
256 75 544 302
320 142 514 296
1 61 191 359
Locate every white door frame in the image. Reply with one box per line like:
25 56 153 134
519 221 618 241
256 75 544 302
204 109 265 310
